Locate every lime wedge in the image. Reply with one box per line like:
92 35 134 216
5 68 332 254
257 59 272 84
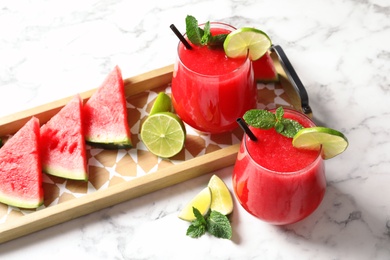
208 175 233 215
223 27 272 61
292 127 348 159
150 92 173 115
140 112 186 158
178 187 212 221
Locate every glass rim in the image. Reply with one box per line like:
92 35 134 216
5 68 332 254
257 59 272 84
243 108 323 176
175 22 251 77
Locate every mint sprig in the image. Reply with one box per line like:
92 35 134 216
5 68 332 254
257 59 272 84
185 15 228 48
243 107 304 138
186 207 232 239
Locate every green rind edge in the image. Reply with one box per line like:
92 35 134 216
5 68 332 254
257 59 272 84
86 140 133 150
0 191 43 209
43 167 88 181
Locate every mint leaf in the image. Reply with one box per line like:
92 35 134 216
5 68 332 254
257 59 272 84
274 121 284 133
193 207 207 225
185 15 228 48
274 106 303 137
186 15 203 45
208 34 228 48
200 21 211 45
187 222 206 238
206 210 232 239
243 109 276 129
186 207 207 238
275 106 284 121
278 118 304 138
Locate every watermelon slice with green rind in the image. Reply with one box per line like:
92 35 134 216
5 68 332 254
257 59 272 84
83 66 132 149
40 94 88 180
0 117 43 208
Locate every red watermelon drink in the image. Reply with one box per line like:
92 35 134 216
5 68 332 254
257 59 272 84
233 108 326 225
171 22 256 134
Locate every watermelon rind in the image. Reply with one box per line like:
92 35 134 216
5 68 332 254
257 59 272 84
0 191 43 209
43 166 88 181
86 140 132 150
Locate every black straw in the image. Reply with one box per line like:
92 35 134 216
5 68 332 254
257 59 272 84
170 24 192 50
237 118 258 141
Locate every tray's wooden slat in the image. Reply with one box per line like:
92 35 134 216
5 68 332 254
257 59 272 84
0 144 238 243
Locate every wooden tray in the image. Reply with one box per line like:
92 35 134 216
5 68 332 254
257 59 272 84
0 51 305 243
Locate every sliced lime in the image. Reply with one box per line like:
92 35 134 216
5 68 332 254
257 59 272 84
208 175 233 215
178 187 211 221
292 127 348 159
223 27 272 61
140 112 186 158
150 92 173 115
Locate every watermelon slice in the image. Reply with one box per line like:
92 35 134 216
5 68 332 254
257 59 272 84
252 52 279 82
0 117 43 208
40 94 88 181
83 65 132 149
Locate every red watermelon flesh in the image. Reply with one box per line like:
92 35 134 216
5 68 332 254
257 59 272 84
0 117 43 208
83 65 132 148
253 52 279 82
40 94 88 181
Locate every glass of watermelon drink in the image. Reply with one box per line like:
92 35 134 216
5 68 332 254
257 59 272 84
171 22 256 134
232 108 326 225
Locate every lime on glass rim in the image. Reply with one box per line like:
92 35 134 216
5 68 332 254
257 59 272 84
140 112 186 158
223 27 272 61
292 127 348 159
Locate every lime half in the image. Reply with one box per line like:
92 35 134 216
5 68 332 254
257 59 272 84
150 92 173 115
140 112 186 158
208 175 233 215
223 27 272 61
178 187 212 221
292 127 348 159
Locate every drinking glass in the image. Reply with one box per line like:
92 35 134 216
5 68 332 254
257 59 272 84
232 108 326 225
171 22 256 134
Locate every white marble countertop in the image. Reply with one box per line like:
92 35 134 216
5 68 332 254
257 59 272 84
1 0 389 259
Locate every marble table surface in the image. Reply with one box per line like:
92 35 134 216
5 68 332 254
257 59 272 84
1 0 389 259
